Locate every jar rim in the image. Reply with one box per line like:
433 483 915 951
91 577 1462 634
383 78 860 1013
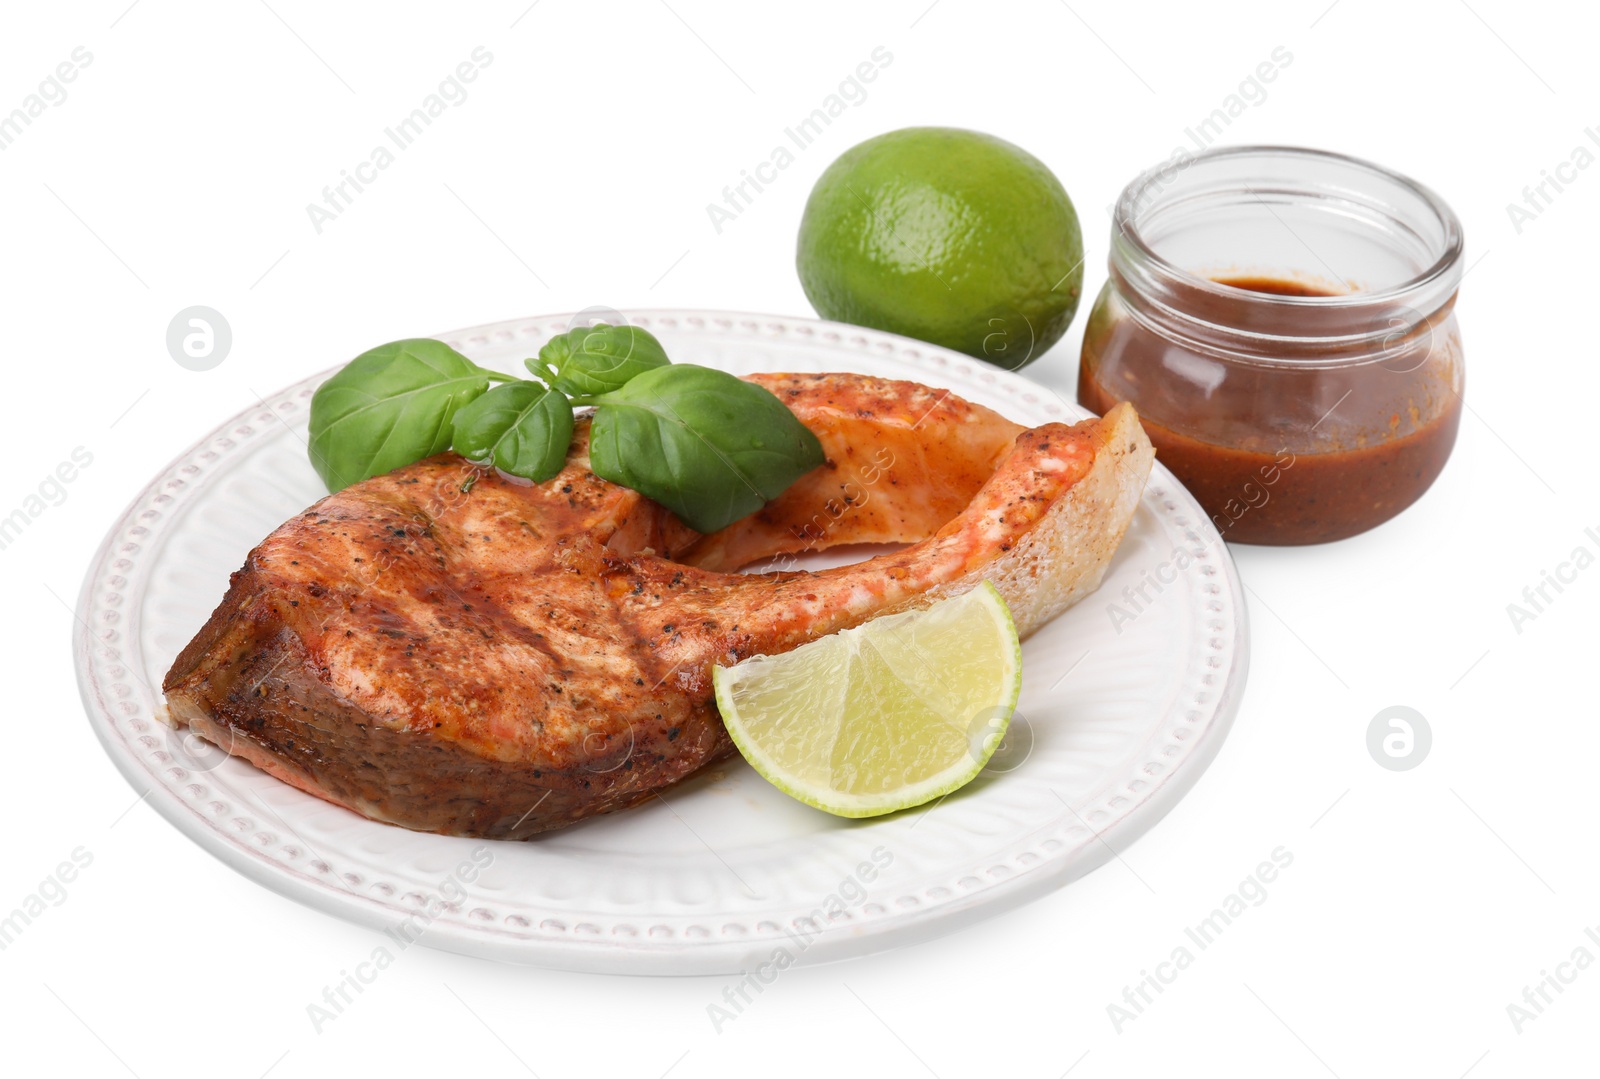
1110 145 1464 351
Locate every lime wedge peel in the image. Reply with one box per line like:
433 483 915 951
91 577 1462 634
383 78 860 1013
712 581 1023 818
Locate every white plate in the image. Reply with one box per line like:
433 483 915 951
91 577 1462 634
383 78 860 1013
73 310 1247 974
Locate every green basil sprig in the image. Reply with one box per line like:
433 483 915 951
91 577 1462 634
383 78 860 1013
588 364 825 533
308 338 502 491
450 379 574 482
307 322 825 534
534 323 670 397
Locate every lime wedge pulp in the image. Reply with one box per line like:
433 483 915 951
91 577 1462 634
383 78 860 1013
712 581 1023 818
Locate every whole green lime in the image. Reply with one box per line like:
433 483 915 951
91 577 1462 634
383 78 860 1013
796 127 1083 369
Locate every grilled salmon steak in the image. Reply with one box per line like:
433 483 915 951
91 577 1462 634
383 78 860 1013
163 373 1154 837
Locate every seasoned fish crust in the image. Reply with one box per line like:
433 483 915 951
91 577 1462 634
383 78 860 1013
163 373 1153 837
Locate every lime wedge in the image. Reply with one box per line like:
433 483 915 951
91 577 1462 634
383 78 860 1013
712 581 1022 818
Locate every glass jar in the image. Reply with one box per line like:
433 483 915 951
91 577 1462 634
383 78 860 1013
1078 146 1465 545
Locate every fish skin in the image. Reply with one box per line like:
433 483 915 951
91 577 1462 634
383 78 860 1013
162 372 1152 837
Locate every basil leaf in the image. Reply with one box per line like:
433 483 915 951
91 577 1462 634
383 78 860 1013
451 379 575 482
588 365 825 533
534 323 671 397
309 339 490 491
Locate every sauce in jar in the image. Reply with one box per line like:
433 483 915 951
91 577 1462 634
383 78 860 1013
1078 148 1466 545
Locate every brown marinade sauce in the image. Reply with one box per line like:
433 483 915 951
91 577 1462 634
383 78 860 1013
1079 276 1461 545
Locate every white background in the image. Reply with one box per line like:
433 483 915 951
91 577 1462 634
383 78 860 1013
2 1 1596 1076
